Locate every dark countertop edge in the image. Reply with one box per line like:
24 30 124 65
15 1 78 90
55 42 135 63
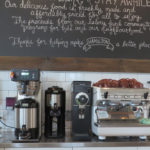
1 142 150 148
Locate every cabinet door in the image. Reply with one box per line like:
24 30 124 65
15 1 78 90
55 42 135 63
138 147 150 150
73 147 137 150
5 148 72 150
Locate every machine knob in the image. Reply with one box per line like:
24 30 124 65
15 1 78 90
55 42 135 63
132 106 137 111
144 92 149 99
104 92 108 99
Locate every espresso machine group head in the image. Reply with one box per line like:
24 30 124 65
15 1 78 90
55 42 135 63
11 69 41 142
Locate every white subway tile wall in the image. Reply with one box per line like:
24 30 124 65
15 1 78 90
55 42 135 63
0 70 150 131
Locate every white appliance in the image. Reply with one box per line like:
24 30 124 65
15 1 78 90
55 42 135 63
92 87 150 140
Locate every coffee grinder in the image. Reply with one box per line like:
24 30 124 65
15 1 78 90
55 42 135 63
45 86 65 138
10 69 41 142
72 81 92 141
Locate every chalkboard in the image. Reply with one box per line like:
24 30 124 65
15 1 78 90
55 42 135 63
0 0 150 59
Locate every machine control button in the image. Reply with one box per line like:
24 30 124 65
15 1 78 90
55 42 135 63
109 95 114 99
114 95 118 99
10 72 15 79
117 96 122 99
130 96 134 99
124 95 129 99
32 73 35 79
135 96 141 99
132 107 137 111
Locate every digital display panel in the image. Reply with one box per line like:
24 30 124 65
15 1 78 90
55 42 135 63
22 103 29 107
21 72 29 76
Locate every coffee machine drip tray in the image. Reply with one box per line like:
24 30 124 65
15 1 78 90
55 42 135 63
97 119 149 127
12 138 40 143
94 119 150 137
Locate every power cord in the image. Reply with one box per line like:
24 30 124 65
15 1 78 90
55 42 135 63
0 117 15 129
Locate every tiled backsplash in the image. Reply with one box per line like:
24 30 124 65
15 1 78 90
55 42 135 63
0 70 150 131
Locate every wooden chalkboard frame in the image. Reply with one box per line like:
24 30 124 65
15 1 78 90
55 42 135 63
0 56 149 73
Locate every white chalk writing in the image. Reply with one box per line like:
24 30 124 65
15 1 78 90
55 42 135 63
3 0 150 53
83 37 114 52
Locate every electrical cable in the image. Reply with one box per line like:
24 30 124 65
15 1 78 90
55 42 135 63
0 119 15 129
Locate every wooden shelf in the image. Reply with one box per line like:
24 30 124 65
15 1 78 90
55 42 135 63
0 56 149 73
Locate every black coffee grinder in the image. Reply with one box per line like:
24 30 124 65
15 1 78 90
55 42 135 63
45 86 65 138
72 81 92 141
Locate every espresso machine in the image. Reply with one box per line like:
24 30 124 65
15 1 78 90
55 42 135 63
11 69 41 142
72 81 92 140
92 87 150 140
45 86 65 138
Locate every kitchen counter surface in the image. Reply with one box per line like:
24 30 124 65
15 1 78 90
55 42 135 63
1 132 150 148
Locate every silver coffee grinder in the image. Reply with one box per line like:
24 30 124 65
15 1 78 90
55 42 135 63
11 69 41 142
